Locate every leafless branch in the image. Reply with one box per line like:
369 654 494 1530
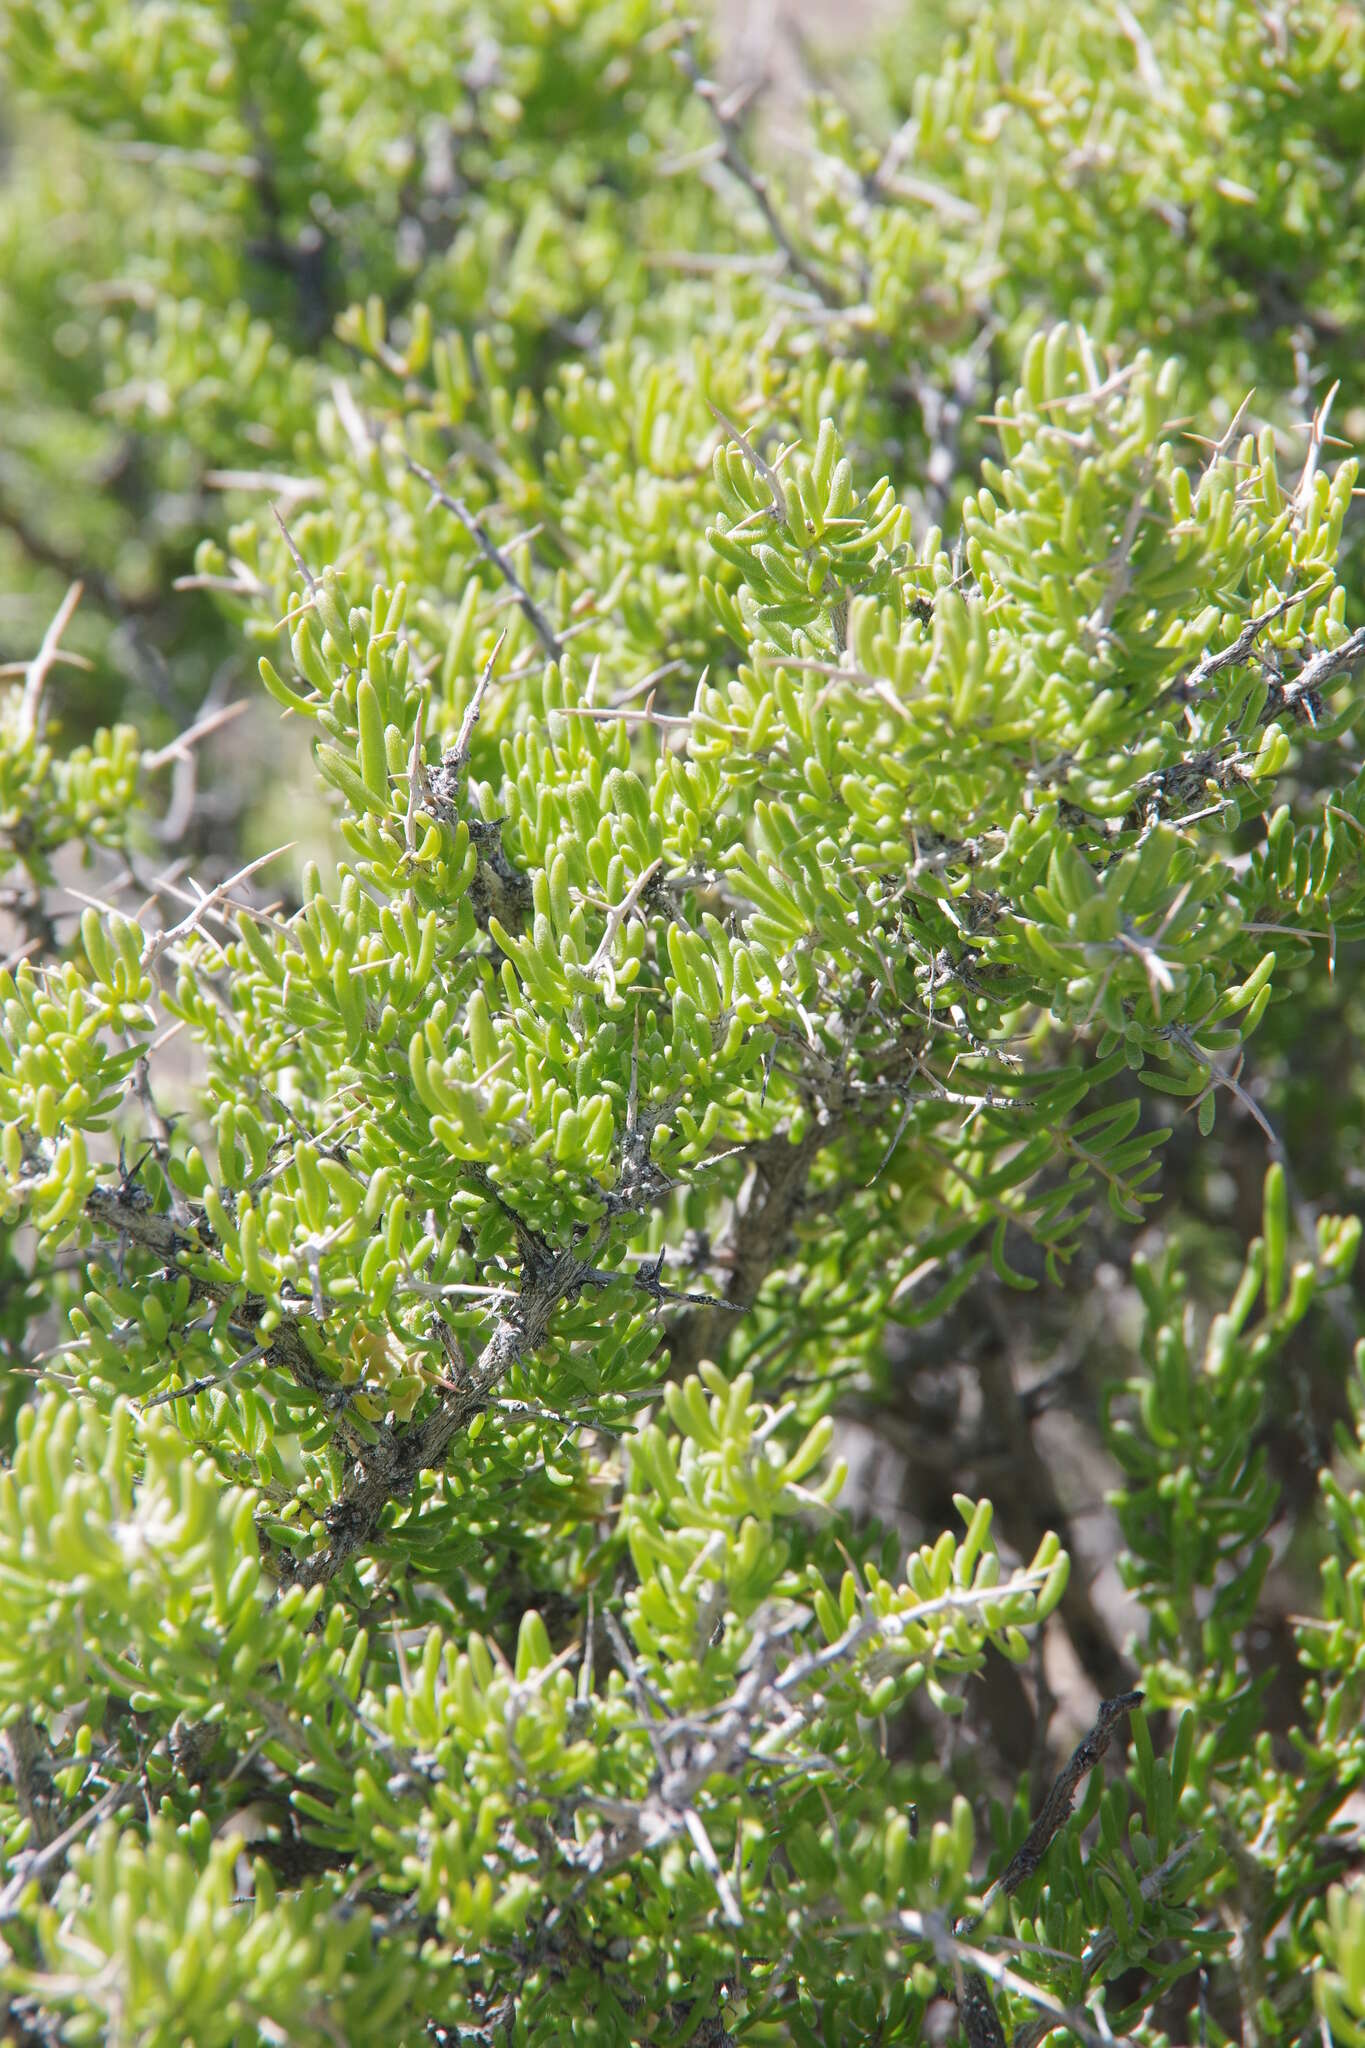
675 42 844 309
140 845 296 969
404 456 564 661
18 582 85 742
951 1691 1146 2047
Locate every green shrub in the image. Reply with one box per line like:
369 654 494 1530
1 4 1364 2044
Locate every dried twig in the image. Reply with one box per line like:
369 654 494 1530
18 581 85 742
140 845 296 969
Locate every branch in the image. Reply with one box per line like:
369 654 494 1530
0 1745 151 1923
80 1181 602 1596
666 1113 833 1377
17 582 85 742
674 42 844 310
1280 622 1365 711
0 1713 56 1855
1166 578 1335 707
960 1690 1145 1933
1010 1836 1205 2048
952 1691 1146 2048
278 1233 600 1592
140 845 296 969
904 329 994 526
975 1307 1138 1701
402 627 535 931
404 456 564 661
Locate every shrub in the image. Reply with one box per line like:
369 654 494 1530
1 4 1364 2044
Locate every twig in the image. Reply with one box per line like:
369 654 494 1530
140 698 249 775
675 42 843 309
1166 578 1335 704
555 701 704 733
272 507 316 594
140 845 296 968
900 1911 1123 2048
1113 2 1167 99
1010 1837 1205 2048
960 1691 1145 1935
586 858 662 975
404 456 564 661
950 1692 1146 2047
1292 379 1340 535
451 628 509 765
1281 624 1365 709
0 1754 149 1921
141 1341 270 1411
909 330 995 526
205 469 324 505
18 582 84 742
111 139 261 178
708 402 788 518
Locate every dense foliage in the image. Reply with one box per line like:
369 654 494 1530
1 3 1364 2044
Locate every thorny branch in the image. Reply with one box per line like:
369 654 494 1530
1164 578 1335 708
17 580 85 743
483 1588 1148 2045
558 1574 1059 1948
952 1691 1146 2048
675 42 844 310
1281 621 1365 711
960 1690 1145 1933
404 455 565 662
411 632 535 932
139 845 296 971
666 1110 834 1378
75 1169 727 1594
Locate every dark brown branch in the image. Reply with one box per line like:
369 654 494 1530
973 1689 1144 1918
958 1969 1010 2048
666 1113 831 1377
465 818 535 930
952 1690 1145 2047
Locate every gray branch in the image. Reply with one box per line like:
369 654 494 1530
404 455 564 662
